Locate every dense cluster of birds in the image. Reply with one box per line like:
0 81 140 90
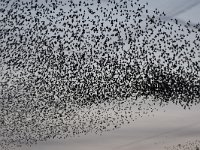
0 0 200 149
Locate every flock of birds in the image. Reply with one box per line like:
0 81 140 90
0 0 200 149
165 140 200 150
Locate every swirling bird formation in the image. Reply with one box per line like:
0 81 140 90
0 0 200 149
